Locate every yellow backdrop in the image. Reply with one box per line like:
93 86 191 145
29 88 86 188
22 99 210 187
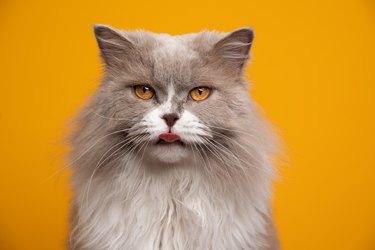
1 0 374 249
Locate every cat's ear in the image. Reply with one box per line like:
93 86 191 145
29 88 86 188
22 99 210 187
211 28 254 70
93 24 137 69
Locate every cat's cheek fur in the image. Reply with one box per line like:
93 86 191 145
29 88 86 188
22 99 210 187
172 110 211 144
142 107 169 140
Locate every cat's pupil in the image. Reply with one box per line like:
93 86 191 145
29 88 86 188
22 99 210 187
143 86 148 93
198 88 203 95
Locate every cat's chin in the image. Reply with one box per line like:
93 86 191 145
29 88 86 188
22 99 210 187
146 141 189 164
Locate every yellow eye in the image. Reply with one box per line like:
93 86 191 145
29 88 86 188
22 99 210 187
134 85 154 100
190 86 211 101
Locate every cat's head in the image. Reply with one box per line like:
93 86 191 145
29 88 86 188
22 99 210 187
93 25 254 165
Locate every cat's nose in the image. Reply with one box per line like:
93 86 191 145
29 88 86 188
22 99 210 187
162 113 179 128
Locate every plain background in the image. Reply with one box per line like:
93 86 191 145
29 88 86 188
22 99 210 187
0 0 374 249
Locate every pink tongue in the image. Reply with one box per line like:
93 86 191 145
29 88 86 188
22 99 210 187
159 133 181 143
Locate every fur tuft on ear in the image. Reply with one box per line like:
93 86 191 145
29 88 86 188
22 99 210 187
93 24 136 68
211 28 254 69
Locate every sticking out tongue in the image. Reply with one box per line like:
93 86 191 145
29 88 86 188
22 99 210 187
159 133 181 143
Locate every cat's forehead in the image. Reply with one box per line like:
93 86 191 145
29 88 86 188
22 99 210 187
152 34 199 61
152 34 199 67
128 31 225 89
151 35 197 88
127 30 225 52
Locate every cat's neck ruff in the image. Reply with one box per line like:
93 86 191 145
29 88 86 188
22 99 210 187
72 157 272 250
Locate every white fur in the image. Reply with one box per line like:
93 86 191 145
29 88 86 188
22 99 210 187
142 85 174 140
142 107 168 140
164 84 175 112
173 110 210 144
143 108 210 144
142 85 209 144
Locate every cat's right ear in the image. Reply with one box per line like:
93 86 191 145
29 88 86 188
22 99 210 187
210 28 254 72
93 24 136 69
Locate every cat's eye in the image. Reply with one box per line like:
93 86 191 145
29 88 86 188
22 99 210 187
190 86 211 101
134 85 155 100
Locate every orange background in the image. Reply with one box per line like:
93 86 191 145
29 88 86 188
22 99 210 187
1 0 375 249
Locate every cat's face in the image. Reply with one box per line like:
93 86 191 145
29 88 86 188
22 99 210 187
94 25 254 164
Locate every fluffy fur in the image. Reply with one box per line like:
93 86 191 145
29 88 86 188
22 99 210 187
68 25 279 249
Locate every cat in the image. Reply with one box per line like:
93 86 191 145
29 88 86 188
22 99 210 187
67 24 279 250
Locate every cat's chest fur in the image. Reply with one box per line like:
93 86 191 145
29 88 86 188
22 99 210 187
72 163 270 250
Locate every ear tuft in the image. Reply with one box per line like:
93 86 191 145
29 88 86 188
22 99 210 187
211 27 254 69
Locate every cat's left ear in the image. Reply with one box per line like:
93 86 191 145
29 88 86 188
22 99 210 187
93 24 138 70
210 28 254 71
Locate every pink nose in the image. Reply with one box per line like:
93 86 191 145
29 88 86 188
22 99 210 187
162 113 179 128
159 133 181 143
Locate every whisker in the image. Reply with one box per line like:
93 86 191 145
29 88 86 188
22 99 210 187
119 138 151 204
202 137 248 177
83 134 146 208
209 130 262 162
206 134 270 175
91 110 128 121
42 127 133 183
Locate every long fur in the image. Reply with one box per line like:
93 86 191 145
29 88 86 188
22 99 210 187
67 25 279 250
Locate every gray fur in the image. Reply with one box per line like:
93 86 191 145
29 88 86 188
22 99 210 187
68 25 279 249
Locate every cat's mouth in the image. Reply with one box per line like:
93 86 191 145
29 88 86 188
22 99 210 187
156 140 185 146
156 133 185 146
